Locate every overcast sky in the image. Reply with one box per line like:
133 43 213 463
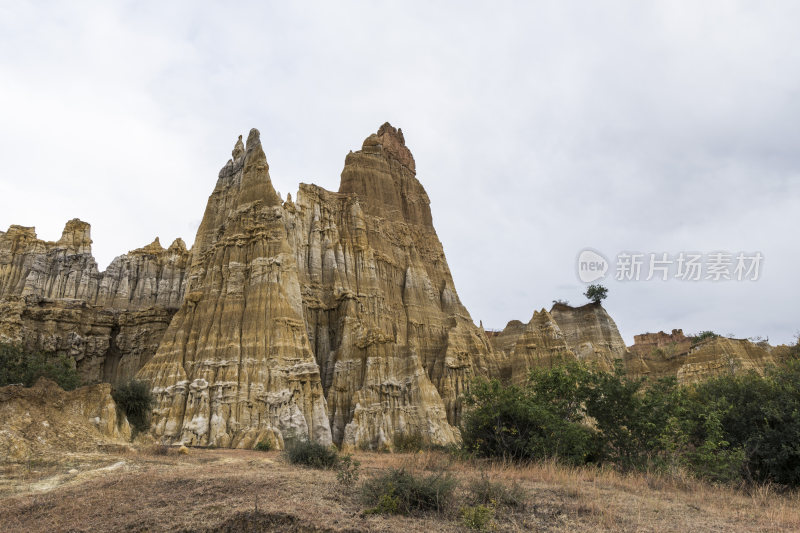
1 1 798 345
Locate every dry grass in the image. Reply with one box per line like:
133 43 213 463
1 448 798 532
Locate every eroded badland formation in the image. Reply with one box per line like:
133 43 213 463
0 124 786 451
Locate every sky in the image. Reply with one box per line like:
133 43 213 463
1 1 798 345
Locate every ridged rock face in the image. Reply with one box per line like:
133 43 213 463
136 124 496 450
489 309 573 384
625 331 777 383
285 123 494 449
548 303 628 369
0 222 190 384
0 221 190 309
0 296 174 385
137 129 332 450
6 122 784 452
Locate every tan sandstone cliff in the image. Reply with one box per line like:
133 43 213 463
136 124 497 451
626 329 777 383
0 220 190 384
489 302 629 382
1 123 786 453
288 123 494 449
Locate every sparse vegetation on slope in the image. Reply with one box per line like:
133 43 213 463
3 448 799 532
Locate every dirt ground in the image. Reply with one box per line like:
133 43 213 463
1 447 798 532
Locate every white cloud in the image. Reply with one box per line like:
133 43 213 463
0 1 797 344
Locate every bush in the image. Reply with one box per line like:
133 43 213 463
689 331 719 345
284 438 339 469
467 473 527 510
582 365 685 470
460 504 495 531
689 363 800 486
461 358 800 487
461 377 596 465
362 468 457 515
0 343 80 390
335 453 361 487
111 380 154 437
254 440 272 451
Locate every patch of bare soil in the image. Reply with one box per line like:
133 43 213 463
1 448 798 532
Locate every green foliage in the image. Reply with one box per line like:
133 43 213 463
787 334 800 360
583 365 685 470
284 438 339 469
0 343 80 391
460 504 496 531
361 468 457 515
461 376 595 465
584 284 608 304
335 453 361 487
364 488 400 515
466 473 527 510
460 358 800 486
254 440 273 452
111 380 154 436
689 330 719 345
684 410 746 483
688 362 800 485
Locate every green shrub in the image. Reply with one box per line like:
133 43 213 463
254 440 272 452
364 488 399 515
582 366 686 470
690 331 719 345
0 343 80 390
335 453 361 487
362 468 457 515
689 363 800 486
467 473 527 510
461 377 596 464
684 410 745 483
284 438 339 469
460 504 495 531
461 358 800 487
111 380 154 437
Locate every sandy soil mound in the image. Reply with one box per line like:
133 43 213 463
0 378 131 463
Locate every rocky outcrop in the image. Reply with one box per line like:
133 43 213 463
0 218 190 385
549 302 628 369
0 221 190 309
0 378 131 462
288 123 494 449
0 296 175 385
136 124 496 451
489 310 572 384
2 122 784 453
488 303 629 381
137 129 332 450
625 331 777 383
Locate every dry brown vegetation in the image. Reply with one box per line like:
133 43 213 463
1 447 799 532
